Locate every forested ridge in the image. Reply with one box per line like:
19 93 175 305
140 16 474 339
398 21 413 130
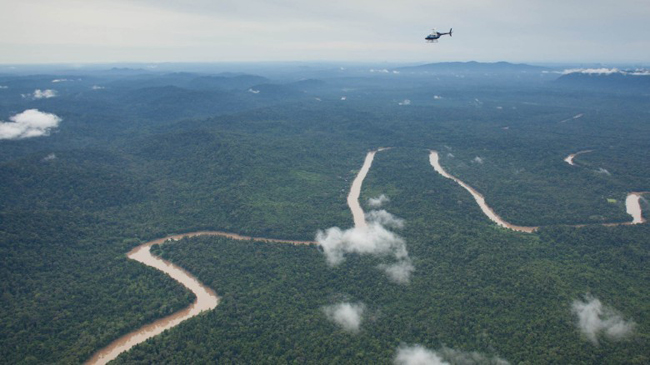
0 66 648 363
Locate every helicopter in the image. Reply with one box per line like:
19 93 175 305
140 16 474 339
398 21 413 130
425 28 452 43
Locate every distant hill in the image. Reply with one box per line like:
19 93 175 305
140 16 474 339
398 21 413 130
108 67 149 74
394 61 548 74
286 79 326 90
116 85 249 120
188 74 269 91
556 69 650 91
103 72 268 91
242 79 327 99
246 83 306 99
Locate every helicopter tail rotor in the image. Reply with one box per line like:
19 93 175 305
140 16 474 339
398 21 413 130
449 28 453 37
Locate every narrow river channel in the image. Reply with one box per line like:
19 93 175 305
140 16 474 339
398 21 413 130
429 150 646 231
86 232 312 364
428 151 537 233
564 150 593 166
347 148 387 228
89 148 643 363
87 149 385 364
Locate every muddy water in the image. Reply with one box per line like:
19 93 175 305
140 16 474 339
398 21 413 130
429 151 538 233
563 151 646 225
86 239 218 365
626 193 647 224
429 151 647 230
347 149 388 229
87 232 313 365
87 148 644 364
564 150 593 166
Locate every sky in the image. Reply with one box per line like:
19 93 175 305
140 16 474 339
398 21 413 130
0 0 649 64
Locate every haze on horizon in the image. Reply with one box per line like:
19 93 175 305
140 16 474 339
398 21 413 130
1 0 649 65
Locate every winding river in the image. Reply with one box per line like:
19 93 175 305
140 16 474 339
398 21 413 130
347 148 387 228
559 113 584 123
89 147 644 363
564 150 593 166
429 151 537 233
563 150 646 224
87 149 385 364
87 232 313 365
429 151 647 232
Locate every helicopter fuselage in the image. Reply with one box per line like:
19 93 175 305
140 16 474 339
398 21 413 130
425 28 452 42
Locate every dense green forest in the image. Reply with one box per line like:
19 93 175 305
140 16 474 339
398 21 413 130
0 64 648 363
115 149 648 364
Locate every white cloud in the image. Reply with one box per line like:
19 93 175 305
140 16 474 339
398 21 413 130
563 68 621 75
34 89 58 98
395 345 510 365
572 295 635 344
395 345 448 365
248 88 260 94
438 347 510 365
23 89 58 99
316 221 406 265
42 153 56 161
398 99 411 106
323 302 365 333
562 68 650 76
0 85 8 89
341 96 347 100
1 0 650 63
0 109 62 140
91 85 105 90
315 210 413 284
52 79 70 83
366 209 404 229
628 69 650 76
433 95 443 100
368 194 390 208
379 258 414 284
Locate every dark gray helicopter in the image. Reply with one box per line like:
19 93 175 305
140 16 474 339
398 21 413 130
425 28 452 43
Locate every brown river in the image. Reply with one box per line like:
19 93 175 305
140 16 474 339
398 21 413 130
86 232 312 364
564 150 593 166
347 148 387 228
429 151 537 233
564 151 646 224
88 148 644 363
429 150 646 232
88 149 386 363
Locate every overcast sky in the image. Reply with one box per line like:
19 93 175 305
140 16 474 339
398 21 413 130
1 0 648 64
